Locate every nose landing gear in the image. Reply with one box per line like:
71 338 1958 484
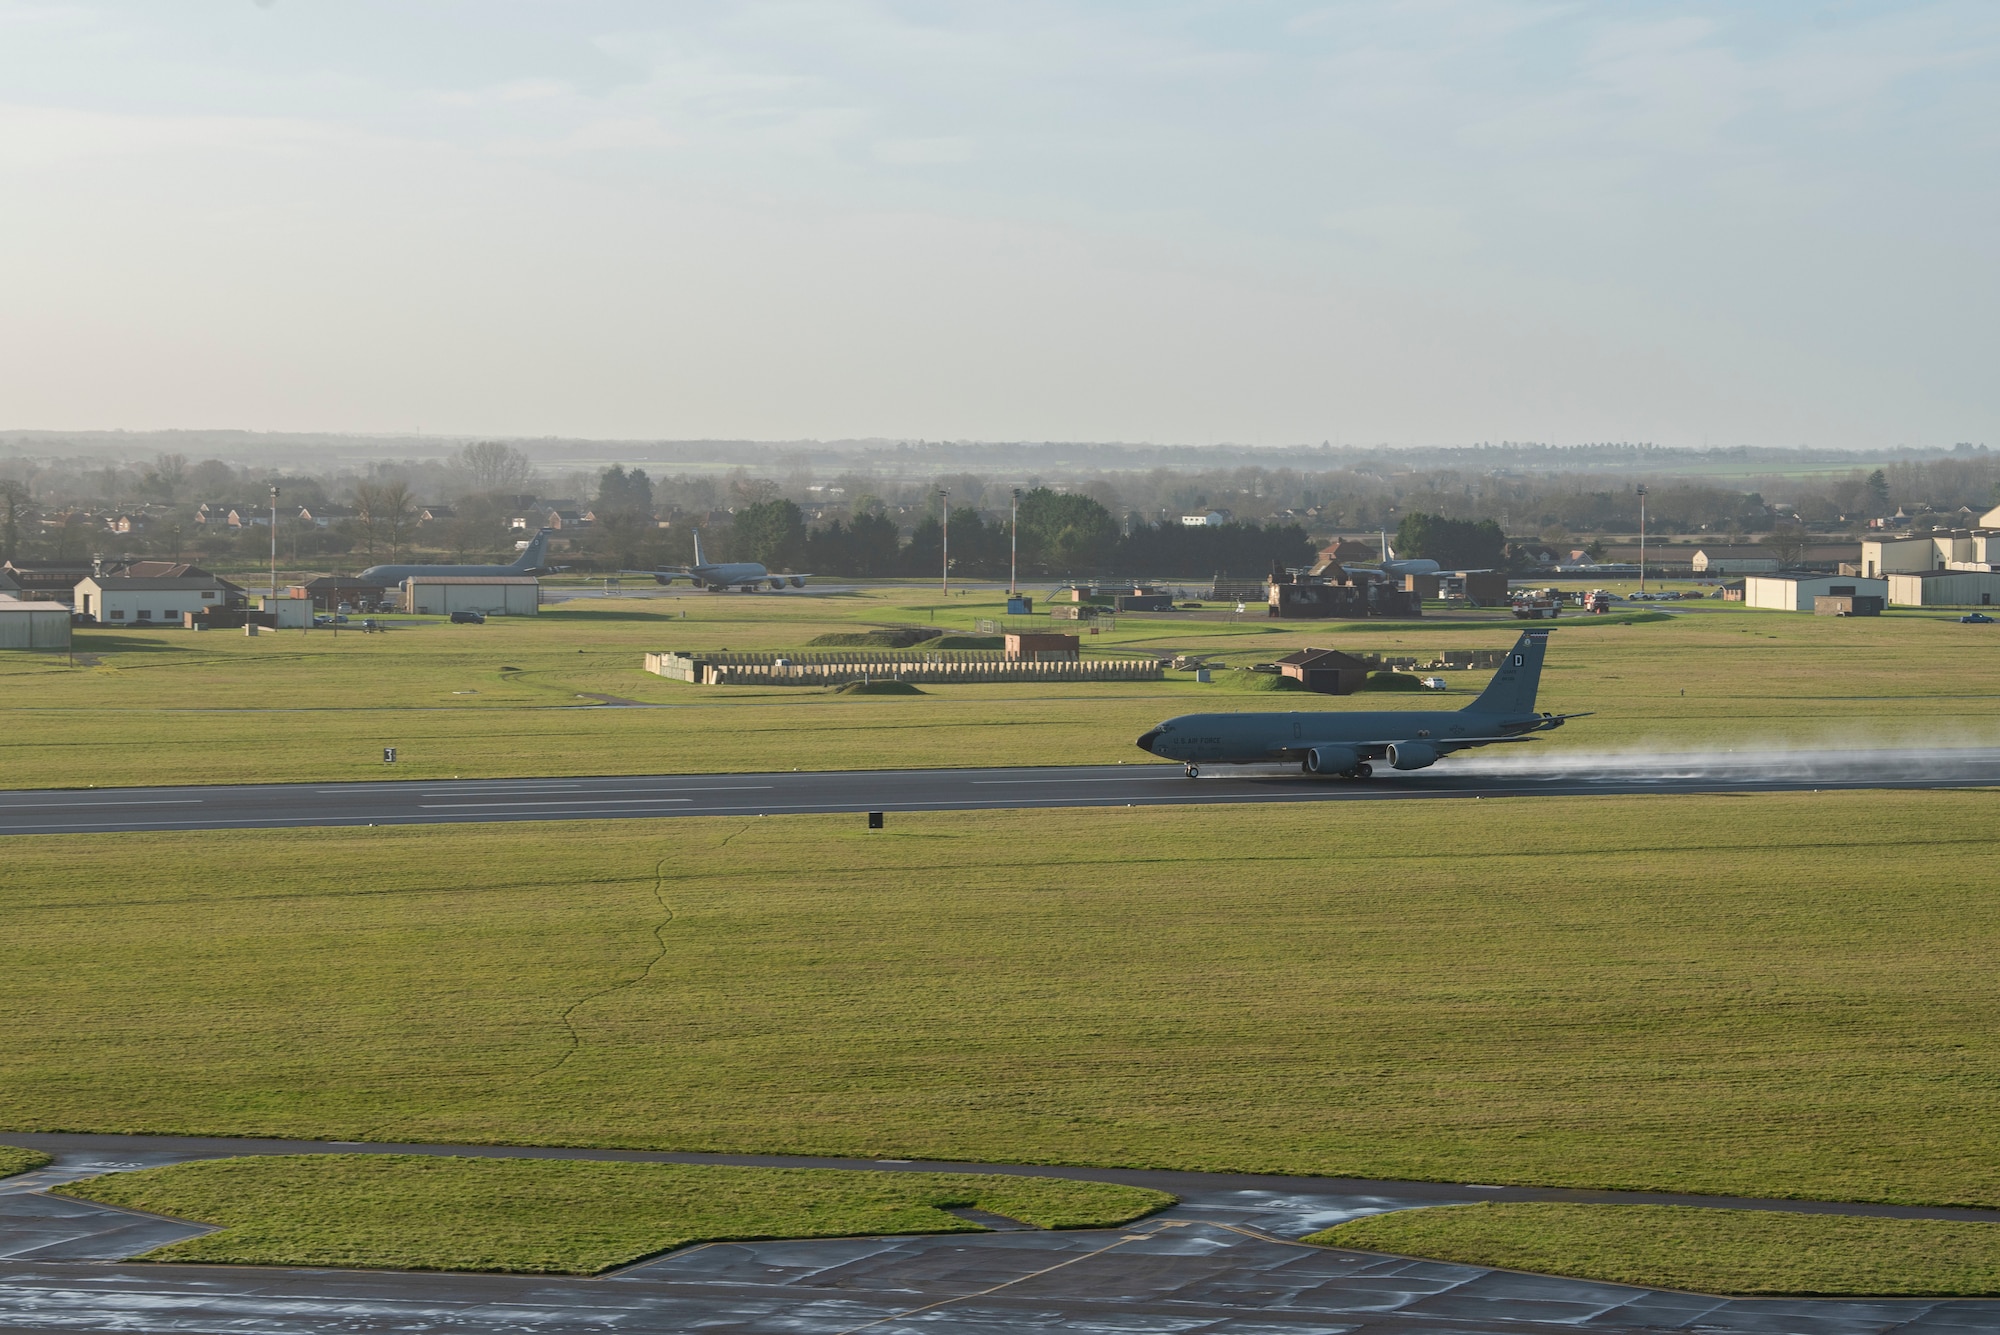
1183 763 1200 779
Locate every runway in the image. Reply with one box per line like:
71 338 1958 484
4 748 1999 835
4 1133 1997 1334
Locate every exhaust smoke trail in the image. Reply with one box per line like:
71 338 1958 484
1447 745 2000 787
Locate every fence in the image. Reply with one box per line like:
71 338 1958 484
645 651 1162 686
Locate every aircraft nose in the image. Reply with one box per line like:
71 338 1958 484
1136 729 1162 753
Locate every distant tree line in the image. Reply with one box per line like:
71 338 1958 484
707 488 1313 578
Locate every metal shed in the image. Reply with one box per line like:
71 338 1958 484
403 575 541 616
0 596 74 650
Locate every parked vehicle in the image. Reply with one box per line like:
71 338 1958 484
1961 612 1995 624
449 610 487 624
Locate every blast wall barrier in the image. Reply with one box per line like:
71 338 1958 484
645 651 1162 686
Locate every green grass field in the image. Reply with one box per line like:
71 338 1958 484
56 1155 1169 1274
0 585 1994 788
6 793 2000 1210
1311 1203 2000 1296
0 1147 50 1178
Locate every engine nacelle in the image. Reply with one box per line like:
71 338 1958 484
1387 740 1440 770
768 577 785 590
1304 745 1359 775
789 576 806 588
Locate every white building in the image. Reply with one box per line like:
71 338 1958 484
74 575 236 625
1690 550 1779 574
403 575 540 616
1861 531 1999 577
258 595 314 629
1742 575 1888 612
1179 510 1231 527
1886 570 2000 608
0 594 72 650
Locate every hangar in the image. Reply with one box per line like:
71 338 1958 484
403 575 540 617
1886 570 2000 608
1742 575 1889 612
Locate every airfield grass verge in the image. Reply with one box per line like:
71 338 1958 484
1310 1202 2000 1296
59 1155 1169 1274
0 1146 50 1178
1 586 1997 786
7 792 2000 1209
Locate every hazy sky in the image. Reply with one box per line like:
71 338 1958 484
1 2 1994 448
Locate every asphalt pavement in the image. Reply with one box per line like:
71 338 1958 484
5 1134 1999 1334
4 749 2000 835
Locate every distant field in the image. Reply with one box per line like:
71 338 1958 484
1312 1202 2000 1297
0 585 1994 788
7 791 2000 1208
58 1155 1170 1274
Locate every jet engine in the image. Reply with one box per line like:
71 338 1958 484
1387 740 1440 770
768 577 785 590
1303 745 1359 775
789 576 806 588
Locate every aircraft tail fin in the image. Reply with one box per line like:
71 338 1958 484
510 528 551 571
692 529 705 567
1464 629 1551 716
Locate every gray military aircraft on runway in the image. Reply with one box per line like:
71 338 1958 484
644 531 810 591
357 527 556 584
1136 628 1585 778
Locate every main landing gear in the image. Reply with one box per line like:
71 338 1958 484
1184 763 1200 779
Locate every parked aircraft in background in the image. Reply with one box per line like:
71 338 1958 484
357 528 555 585
645 531 811 591
1136 628 1587 778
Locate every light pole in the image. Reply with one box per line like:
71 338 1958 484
1009 488 1021 597
938 487 950 594
1636 485 1648 593
269 484 280 600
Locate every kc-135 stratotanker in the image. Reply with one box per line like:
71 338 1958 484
1136 628 1587 778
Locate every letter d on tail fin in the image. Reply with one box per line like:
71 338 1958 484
1465 629 1551 716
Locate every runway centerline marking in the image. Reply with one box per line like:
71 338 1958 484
417 798 698 810
0 799 202 809
971 776 1183 785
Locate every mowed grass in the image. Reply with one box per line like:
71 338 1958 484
1311 1203 2000 1296
0 586 1995 787
0 1146 50 1177
7 793 2000 1207
57 1155 1169 1274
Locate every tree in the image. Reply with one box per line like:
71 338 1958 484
355 481 416 559
452 442 535 497
595 465 654 519
1393 513 1507 569
732 499 807 570
846 510 901 575
0 478 28 562
143 453 187 502
1016 488 1119 573
1766 522 1809 569
1866 469 1891 515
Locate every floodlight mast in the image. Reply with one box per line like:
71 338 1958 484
1636 484 1648 593
1010 487 1021 596
939 487 949 593
269 485 280 601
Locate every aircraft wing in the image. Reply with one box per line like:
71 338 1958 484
1282 713 1592 755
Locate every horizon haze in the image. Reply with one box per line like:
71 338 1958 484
1 2 1993 450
